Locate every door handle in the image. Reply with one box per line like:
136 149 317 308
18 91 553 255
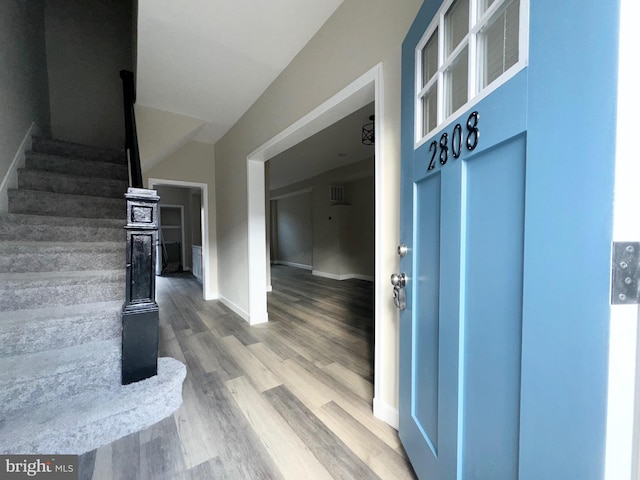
391 273 407 310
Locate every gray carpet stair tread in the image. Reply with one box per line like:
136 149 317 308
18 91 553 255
0 241 122 252
25 152 128 181
0 215 125 242
0 213 124 227
9 188 126 209
32 137 126 164
0 339 120 384
0 357 186 454
0 269 125 286
0 270 125 311
18 168 128 198
0 300 122 323
0 301 122 357
0 340 121 415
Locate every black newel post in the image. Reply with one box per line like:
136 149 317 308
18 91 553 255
122 187 160 385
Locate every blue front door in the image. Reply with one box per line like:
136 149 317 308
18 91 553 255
398 1 619 479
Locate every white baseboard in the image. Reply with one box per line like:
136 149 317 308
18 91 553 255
218 295 249 322
0 123 36 213
274 260 312 270
373 398 399 430
312 270 375 282
349 273 375 282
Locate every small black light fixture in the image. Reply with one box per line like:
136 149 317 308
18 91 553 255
361 115 375 145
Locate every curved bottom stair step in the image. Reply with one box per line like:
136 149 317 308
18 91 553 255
0 357 186 455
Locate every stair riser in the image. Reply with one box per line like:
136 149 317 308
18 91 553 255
0 223 124 242
0 281 124 311
0 250 124 273
0 312 121 357
0 355 120 416
26 154 128 181
9 190 126 219
18 169 128 199
33 137 126 165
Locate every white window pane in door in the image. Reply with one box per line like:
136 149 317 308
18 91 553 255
478 0 497 16
422 29 439 87
479 0 520 89
445 0 470 56
445 47 468 117
422 87 438 136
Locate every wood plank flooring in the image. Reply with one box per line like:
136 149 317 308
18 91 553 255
88 265 416 479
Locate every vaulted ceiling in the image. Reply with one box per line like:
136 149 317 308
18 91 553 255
136 0 344 146
135 0 377 191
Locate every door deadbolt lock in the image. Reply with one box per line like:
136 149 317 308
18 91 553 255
390 272 407 288
398 244 408 257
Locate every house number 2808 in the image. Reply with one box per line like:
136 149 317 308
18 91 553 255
427 111 480 171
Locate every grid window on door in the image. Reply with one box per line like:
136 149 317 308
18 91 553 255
416 0 526 143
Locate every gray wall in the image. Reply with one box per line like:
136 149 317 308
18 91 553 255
270 159 374 279
0 0 51 184
341 175 374 277
44 0 133 150
273 192 313 268
312 175 374 279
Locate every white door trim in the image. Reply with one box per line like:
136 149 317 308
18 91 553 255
148 178 213 300
246 63 388 421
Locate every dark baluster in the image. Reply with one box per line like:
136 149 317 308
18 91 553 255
121 188 160 384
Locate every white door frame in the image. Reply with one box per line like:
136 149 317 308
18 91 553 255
246 64 387 419
148 178 213 300
605 0 640 478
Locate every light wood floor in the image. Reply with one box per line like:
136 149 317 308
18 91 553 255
87 265 416 480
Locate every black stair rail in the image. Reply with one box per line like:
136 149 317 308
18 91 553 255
120 70 143 189
119 70 160 385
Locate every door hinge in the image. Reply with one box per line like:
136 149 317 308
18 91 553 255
611 242 640 304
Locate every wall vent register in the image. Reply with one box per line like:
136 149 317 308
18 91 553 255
330 185 345 203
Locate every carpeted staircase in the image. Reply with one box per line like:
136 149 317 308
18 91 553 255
0 137 186 454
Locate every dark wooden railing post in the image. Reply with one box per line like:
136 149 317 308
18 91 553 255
120 70 159 384
122 188 160 384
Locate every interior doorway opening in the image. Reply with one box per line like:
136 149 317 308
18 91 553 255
246 64 387 423
148 178 211 299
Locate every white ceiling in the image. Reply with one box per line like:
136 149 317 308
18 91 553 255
268 102 375 191
136 0 344 145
